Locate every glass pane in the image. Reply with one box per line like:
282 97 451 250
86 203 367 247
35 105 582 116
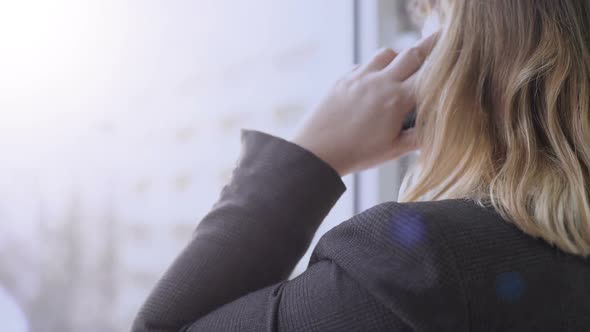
362 0 423 205
0 1 354 331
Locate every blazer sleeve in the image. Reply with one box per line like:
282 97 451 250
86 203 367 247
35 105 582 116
178 259 409 331
131 129 469 332
131 129 351 331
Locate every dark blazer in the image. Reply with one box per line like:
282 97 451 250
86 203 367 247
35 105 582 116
131 129 590 332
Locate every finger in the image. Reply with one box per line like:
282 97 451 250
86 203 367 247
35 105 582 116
390 128 419 158
403 70 418 90
360 47 398 74
391 80 418 116
384 31 439 81
351 63 362 72
400 72 421 107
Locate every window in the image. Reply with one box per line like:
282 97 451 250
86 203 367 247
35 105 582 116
355 0 422 210
0 1 355 331
0 0 420 330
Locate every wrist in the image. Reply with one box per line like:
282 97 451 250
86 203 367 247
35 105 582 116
290 137 347 177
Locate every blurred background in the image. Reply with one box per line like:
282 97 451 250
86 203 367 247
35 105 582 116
0 1 421 331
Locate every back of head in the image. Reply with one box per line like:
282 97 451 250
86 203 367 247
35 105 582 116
401 0 590 257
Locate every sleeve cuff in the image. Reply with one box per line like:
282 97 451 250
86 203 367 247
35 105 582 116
239 129 347 195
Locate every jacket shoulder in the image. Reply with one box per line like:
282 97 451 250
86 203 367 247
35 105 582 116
312 199 492 262
309 199 474 331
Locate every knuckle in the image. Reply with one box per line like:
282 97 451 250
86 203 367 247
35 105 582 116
373 47 396 61
378 47 396 56
388 89 406 107
338 76 357 91
351 79 366 94
354 80 374 98
361 75 381 90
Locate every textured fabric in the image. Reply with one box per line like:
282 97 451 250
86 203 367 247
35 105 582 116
131 129 590 332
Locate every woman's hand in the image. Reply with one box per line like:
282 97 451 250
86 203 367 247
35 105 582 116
291 32 438 177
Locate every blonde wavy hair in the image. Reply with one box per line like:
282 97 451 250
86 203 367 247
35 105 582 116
401 0 590 257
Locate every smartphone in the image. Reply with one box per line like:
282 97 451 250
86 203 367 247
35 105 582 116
402 108 417 130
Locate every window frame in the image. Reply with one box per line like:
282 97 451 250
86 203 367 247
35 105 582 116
354 0 419 211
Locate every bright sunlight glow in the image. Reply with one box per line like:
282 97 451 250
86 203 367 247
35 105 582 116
0 1 87 100
0 1 129 131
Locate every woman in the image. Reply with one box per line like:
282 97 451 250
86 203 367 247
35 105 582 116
132 0 590 331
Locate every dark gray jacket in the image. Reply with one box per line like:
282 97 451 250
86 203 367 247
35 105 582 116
131 129 590 331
